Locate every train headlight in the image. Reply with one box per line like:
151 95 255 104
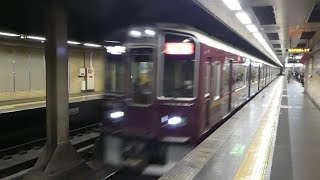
167 116 186 127
110 111 124 119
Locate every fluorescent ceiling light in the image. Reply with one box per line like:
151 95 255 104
246 24 258 33
253 32 263 40
104 40 121 43
0 32 20 37
145 29 156 36
236 12 252 24
67 41 81 45
84 43 101 47
27 36 46 41
222 0 242 10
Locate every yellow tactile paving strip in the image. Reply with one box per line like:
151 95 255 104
234 78 283 180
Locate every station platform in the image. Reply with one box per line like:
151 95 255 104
160 76 320 180
0 91 103 113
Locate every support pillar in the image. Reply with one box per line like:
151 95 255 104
24 0 95 179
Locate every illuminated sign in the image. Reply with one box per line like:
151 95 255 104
164 42 194 55
286 48 312 53
105 46 126 55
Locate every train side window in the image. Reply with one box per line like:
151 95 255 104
212 61 221 100
205 62 211 97
223 60 230 95
233 64 246 90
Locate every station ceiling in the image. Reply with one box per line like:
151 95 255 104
0 0 284 66
195 0 320 66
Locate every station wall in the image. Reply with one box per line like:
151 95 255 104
0 40 106 102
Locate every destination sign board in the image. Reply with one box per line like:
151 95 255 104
286 48 312 53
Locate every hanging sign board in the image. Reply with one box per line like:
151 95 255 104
286 48 312 53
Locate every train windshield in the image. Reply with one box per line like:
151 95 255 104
105 53 126 94
159 33 196 99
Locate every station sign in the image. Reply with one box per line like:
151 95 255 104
286 48 312 53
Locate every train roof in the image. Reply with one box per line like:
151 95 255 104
155 23 277 67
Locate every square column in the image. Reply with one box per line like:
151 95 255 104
23 0 96 179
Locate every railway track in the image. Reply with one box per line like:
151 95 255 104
0 123 101 179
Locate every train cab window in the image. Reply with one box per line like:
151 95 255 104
212 61 221 100
159 33 197 99
130 48 153 104
106 54 126 93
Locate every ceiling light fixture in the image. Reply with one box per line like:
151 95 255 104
0 32 20 37
27 36 46 41
236 12 252 24
222 0 242 10
84 43 101 47
67 41 81 45
246 24 258 33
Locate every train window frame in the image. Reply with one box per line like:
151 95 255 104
233 63 247 91
212 61 221 101
205 62 211 97
157 31 200 101
105 52 127 94
223 59 231 96
128 46 155 106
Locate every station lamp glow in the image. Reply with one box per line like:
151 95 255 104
0 32 20 37
222 0 242 10
236 12 252 24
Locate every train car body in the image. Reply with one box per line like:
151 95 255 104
101 23 280 168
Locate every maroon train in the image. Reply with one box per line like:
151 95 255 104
101 23 279 167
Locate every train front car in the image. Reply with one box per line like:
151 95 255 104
102 26 200 169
